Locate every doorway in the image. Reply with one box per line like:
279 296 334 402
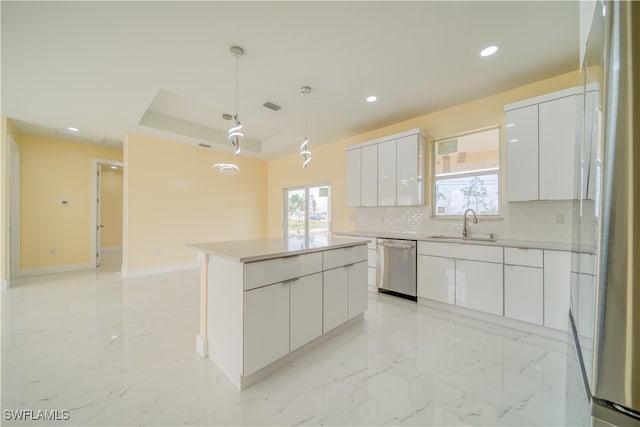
91 159 124 272
7 135 20 287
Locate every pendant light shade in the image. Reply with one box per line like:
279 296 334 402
228 46 244 155
300 86 312 169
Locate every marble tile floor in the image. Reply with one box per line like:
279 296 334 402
1 262 574 426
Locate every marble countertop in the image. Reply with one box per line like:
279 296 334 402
189 236 370 263
336 230 591 252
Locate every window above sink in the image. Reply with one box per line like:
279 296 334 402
433 127 501 217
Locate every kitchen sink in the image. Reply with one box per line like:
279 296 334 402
427 235 497 243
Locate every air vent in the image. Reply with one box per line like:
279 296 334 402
263 101 282 111
198 143 212 149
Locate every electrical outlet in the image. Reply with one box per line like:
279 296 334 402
155 248 161 256
49 248 56 255
554 213 565 224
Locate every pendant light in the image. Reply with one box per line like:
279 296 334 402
228 46 244 155
300 86 312 169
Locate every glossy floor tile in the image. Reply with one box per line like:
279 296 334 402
2 256 572 426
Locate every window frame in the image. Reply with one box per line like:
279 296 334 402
432 126 502 218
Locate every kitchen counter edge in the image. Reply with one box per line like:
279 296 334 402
189 237 370 263
335 231 592 253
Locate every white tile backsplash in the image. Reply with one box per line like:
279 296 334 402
355 200 576 243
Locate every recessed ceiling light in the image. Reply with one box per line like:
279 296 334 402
67 127 79 132
480 45 498 57
366 95 378 103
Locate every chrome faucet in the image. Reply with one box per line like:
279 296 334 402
462 208 478 239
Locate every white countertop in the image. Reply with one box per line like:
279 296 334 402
336 230 593 252
189 236 370 263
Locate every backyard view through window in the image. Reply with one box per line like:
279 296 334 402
434 127 500 216
285 185 330 247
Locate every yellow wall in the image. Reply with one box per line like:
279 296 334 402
19 135 122 269
123 134 268 272
267 70 580 237
100 167 123 249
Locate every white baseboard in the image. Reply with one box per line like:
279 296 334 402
1 279 7 290
122 261 199 279
101 246 122 254
19 263 94 277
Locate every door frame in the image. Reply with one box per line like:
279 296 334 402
283 183 332 239
6 135 20 286
90 158 124 268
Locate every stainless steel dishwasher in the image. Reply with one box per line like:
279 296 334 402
377 239 417 301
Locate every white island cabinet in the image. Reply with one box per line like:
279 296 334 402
190 237 368 390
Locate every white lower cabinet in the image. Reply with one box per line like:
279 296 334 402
323 267 348 333
348 261 368 318
504 265 543 325
290 273 323 351
455 260 503 316
243 282 290 376
417 255 455 304
543 250 572 330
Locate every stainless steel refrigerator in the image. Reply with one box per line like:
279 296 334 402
567 1 640 425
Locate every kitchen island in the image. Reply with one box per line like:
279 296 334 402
190 236 369 390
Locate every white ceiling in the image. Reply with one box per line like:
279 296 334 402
1 1 579 159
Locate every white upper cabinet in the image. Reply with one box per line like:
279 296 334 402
346 149 361 207
504 87 581 202
346 129 425 207
360 145 378 207
506 105 539 201
396 134 423 206
539 95 581 200
377 139 397 206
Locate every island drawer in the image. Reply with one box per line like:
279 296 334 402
244 252 323 290
323 244 367 270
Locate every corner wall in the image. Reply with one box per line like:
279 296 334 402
123 134 268 275
267 70 581 240
18 135 122 271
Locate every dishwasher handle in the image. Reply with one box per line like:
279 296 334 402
379 241 415 250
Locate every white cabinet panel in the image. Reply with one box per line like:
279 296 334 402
245 252 323 291
455 260 503 316
506 105 539 201
290 273 323 351
396 134 421 206
504 247 543 268
361 145 378 206
418 241 503 263
323 267 348 333
323 244 367 270
367 248 376 268
417 255 455 304
367 266 376 288
543 250 572 330
539 95 580 200
244 282 290 376
504 265 543 325
348 261 368 319
377 139 396 206
346 149 361 207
